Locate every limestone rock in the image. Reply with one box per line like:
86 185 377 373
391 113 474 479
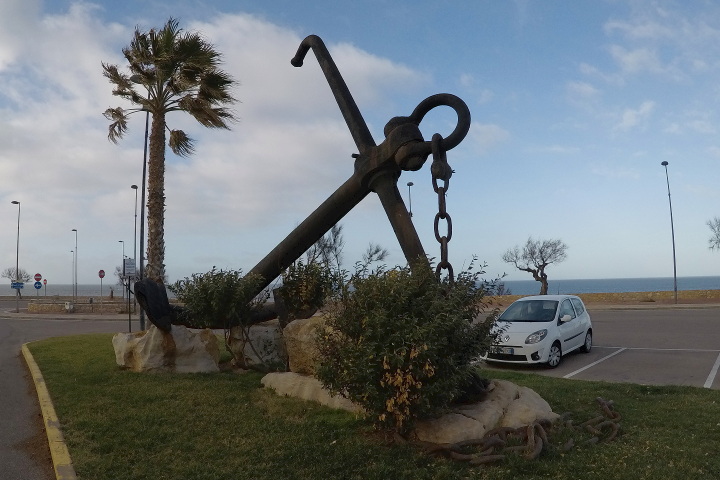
283 316 327 375
228 320 286 370
413 379 559 444
261 372 362 413
112 325 220 373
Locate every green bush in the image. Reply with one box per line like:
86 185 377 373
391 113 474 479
315 260 499 435
169 268 267 329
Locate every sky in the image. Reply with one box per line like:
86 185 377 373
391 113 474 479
1 0 719 287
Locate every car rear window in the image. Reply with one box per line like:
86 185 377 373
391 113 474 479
570 297 586 315
499 300 558 322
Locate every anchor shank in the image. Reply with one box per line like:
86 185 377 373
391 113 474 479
248 172 369 295
370 172 428 267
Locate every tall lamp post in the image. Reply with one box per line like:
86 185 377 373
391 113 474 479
660 161 678 304
11 201 20 313
71 228 78 302
130 74 150 330
406 182 414 217
131 185 138 316
70 250 74 298
118 240 125 299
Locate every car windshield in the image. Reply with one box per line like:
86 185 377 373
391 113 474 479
499 300 559 322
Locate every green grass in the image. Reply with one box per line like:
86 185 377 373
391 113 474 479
28 334 720 480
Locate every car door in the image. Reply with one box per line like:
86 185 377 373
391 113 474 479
570 297 591 334
557 298 584 350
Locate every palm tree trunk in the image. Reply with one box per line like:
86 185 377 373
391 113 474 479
146 112 167 283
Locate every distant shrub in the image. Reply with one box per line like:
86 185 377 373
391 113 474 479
315 259 499 435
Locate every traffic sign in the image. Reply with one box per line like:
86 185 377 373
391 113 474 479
11 282 24 289
123 258 136 277
43 279 47 285
99 269 106 279
34 273 42 282
34 281 42 289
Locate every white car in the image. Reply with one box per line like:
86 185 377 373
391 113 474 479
484 295 592 368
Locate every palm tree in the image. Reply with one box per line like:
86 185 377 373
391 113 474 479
103 18 237 283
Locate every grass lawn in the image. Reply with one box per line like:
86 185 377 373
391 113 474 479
27 333 720 480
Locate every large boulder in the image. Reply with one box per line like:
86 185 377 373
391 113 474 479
283 316 327 375
228 320 287 370
413 379 560 444
112 325 220 373
261 372 361 413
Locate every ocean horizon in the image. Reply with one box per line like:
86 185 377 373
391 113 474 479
1 275 719 298
490 275 720 296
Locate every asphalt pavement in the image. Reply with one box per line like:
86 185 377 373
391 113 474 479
0 301 141 480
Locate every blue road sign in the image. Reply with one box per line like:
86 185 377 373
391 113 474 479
11 282 24 289
34 281 42 289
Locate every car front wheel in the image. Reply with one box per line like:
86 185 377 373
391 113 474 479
547 341 562 368
580 330 592 353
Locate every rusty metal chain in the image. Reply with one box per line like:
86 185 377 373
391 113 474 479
430 133 454 284
416 396 621 466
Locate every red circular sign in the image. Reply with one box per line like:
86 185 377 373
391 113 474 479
43 279 47 285
34 273 42 281
98 269 106 279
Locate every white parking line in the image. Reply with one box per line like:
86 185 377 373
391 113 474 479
704 353 720 389
563 348 626 379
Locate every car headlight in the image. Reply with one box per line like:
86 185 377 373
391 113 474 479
525 329 548 344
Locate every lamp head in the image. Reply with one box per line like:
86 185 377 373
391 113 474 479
131 184 138 190
11 200 19 205
661 161 669 166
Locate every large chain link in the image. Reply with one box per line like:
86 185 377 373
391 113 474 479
430 133 454 284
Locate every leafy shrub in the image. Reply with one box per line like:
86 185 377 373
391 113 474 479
169 268 267 329
315 259 499 435
276 260 332 322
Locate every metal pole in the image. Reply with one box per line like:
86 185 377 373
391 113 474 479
661 161 678 304
139 110 148 330
132 185 138 315
72 229 77 302
11 201 20 313
119 240 125 300
406 181 414 217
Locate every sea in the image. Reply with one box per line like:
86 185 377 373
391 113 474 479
2 275 719 298
487 276 720 296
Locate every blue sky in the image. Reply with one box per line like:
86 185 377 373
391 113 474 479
1 0 719 285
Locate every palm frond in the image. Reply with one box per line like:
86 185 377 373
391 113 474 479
103 108 129 143
168 129 195 157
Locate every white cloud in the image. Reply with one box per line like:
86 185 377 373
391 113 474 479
615 100 655 131
0 6 433 282
467 123 510 155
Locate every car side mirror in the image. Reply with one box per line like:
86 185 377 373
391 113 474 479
560 314 572 323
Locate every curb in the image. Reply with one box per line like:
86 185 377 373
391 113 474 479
21 343 77 480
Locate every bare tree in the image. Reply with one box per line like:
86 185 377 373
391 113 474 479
502 237 568 295
2 267 31 298
709 217 720 251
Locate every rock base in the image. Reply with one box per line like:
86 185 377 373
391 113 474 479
112 325 220 373
260 373 558 444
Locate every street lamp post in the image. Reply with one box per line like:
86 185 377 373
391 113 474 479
131 185 138 316
118 240 125 300
139 109 149 330
71 229 78 302
406 182 414 217
660 161 678 304
11 201 20 313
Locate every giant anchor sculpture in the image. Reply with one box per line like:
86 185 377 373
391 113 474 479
136 35 471 331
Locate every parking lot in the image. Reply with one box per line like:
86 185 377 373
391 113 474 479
483 306 720 390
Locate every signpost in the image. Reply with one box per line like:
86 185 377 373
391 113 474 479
34 273 42 296
43 278 47 296
99 270 105 307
